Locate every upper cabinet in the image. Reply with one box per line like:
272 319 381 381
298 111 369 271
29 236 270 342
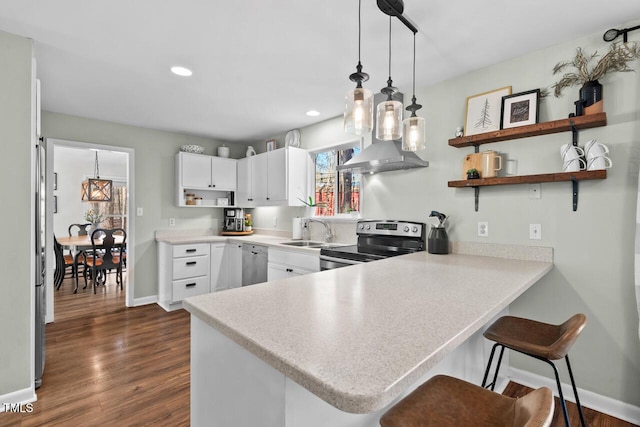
179 152 237 191
236 147 309 207
176 152 237 207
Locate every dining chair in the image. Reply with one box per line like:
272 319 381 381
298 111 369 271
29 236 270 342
83 228 127 293
53 235 76 290
68 223 91 236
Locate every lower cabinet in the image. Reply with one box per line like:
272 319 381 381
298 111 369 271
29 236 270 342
211 243 227 292
226 242 243 289
158 242 211 312
267 248 319 281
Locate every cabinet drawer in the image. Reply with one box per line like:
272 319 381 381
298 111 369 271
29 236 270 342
171 276 210 303
173 255 209 280
173 243 210 258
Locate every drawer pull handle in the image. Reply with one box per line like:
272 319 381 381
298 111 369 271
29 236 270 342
186 283 197 288
186 261 197 266
186 249 197 253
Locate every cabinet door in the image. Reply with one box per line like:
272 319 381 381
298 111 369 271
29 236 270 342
211 157 237 191
225 243 243 288
181 153 212 189
211 243 227 292
252 153 269 204
266 149 287 202
236 157 253 205
267 263 292 281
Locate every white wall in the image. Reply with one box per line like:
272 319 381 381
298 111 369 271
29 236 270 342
53 146 128 238
295 24 640 407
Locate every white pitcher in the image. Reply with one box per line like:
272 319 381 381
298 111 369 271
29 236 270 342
246 146 256 157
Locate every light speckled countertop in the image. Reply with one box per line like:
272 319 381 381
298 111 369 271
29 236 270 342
183 249 553 414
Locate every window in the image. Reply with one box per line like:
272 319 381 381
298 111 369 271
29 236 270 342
313 143 361 217
88 180 128 230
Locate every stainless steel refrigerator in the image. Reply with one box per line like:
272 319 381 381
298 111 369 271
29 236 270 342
35 140 46 388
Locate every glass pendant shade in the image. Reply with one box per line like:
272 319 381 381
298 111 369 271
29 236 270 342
376 100 403 140
344 87 374 135
402 115 426 151
81 178 113 202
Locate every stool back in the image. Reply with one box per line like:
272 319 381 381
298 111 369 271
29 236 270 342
549 313 586 360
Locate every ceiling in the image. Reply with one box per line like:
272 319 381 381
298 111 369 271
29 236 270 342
2 1 639 144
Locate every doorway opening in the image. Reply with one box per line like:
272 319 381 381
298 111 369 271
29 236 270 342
45 138 135 322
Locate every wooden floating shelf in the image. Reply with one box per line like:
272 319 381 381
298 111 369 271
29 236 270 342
448 170 607 188
448 113 607 148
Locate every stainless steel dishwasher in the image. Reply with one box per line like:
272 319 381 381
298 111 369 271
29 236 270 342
241 244 268 286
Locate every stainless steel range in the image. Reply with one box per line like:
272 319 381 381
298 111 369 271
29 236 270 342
319 220 427 270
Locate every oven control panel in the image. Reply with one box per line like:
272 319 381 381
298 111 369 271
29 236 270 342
356 220 424 238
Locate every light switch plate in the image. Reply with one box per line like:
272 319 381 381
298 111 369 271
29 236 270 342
529 184 541 199
136 207 143 216
529 224 542 240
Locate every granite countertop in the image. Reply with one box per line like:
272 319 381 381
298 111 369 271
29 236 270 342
183 248 553 414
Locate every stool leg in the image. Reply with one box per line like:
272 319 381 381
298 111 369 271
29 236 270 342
482 343 505 391
565 355 587 427
547 360 571 427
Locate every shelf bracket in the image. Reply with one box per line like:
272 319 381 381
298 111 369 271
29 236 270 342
473 144 479 154
571 176 578 211
570 120 578 147
474 187 479 212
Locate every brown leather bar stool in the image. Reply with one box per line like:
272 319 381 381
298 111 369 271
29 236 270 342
380 374 554 427
481 314 587 427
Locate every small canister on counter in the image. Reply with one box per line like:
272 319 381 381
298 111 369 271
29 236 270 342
194 197 203 205
185 193 196 205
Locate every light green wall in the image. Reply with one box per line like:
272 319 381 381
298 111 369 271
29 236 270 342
0 31 33 396
298 25 640 405
41 112 241 299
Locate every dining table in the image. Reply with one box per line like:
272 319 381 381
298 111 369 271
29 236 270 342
57 234 125 293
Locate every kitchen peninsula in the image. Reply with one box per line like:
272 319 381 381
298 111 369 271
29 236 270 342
183 243 553 427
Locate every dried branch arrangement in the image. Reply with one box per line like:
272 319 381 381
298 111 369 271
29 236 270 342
552 42 640 97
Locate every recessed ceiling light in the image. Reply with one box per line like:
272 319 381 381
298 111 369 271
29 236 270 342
306 110 320 117
171 66 193 77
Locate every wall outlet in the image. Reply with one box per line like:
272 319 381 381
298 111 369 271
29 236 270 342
169 218 175 227
529 184 541 199
478 221 489 237
273 216 278 227
529 224 542 240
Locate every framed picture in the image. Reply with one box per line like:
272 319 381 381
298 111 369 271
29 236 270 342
464 86 512 136
53 172 57 190
54 196 58 214
266 139 276 151
501 89 540 129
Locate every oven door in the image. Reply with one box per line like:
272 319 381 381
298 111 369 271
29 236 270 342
319 255 364 271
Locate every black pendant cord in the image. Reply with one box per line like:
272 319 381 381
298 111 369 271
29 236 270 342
349 0 369 87
381 16 397 100
387 16 392 83
406 32 422 117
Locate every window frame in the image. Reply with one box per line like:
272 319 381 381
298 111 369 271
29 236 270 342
308 138 363 220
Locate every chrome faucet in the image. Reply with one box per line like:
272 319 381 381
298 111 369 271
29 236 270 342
303 218 333 242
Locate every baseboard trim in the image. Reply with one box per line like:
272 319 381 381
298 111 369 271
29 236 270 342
509 367 640 425
0 386 36 413
132 295 157 307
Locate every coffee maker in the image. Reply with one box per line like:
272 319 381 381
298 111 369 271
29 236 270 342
224 208 244 232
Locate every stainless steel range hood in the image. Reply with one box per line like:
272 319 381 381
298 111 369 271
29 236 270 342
337 92 428 174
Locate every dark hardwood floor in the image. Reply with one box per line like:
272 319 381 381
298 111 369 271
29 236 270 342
1 273 636 426
2 273 190 426
502 382 637 427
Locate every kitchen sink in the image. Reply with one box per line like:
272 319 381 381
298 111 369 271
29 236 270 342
280 241 327 248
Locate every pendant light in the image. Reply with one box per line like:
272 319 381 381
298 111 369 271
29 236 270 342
344 0 374 135
376 17 403 141
402 31 426 151
81 151 113 202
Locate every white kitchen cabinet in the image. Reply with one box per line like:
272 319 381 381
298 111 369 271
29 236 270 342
176 152 237 207
267 247 319 281
226 242 243 289
210 243 227 292
158 242 211 312
236 147 310 207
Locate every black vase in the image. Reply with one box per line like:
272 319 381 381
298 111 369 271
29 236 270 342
579 80 603 114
